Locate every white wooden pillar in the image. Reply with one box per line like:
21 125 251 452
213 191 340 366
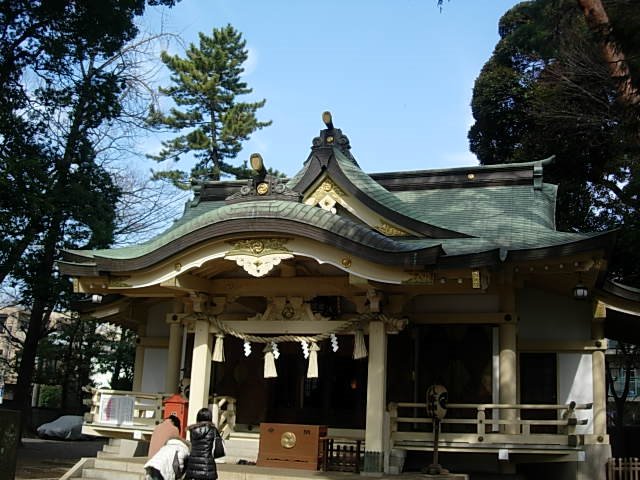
499 321 518 434
364 320 387 473
165 315 183 394
187 318 213 426
592 304 607 438
132 323 146 391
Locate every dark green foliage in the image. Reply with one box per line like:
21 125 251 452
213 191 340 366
149 24 272 184
38 386 62 409
0 0 178 422
468 0 640 284
36 319 136 407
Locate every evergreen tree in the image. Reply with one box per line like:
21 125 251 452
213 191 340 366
468 0 640 284
0 0 178 431
149 24 271 184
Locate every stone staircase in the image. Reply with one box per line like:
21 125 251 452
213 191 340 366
60 438 147 480
80 457 145 480
60 433 258 480
223 431 259 464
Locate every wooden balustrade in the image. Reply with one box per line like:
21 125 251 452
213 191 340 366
83 388 237 439
388 400 591 448
607 458 640 480
83 388 165 431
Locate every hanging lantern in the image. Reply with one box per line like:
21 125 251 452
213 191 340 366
212 333 225 363
307 342 320 378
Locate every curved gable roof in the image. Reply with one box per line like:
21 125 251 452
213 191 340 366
289 146 471 239
60 117 616 278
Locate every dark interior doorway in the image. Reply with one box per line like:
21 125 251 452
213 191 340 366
520 352 558 433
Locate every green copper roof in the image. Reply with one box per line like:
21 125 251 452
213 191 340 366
395 184 559 245
63 128 608 268
66 200 435 261
333 149 431 224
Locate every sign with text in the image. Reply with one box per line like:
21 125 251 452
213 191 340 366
98 394 134 425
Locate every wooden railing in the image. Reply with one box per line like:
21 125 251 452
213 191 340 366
84 388 165 431
83 388 237 438
388 401 591 449
607 458 640 480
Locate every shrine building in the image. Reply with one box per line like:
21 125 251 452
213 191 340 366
60 113 633 479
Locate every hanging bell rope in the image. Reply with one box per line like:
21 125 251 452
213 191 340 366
212 333 225 362
263 343 277 378
183 312 406 349
353 328 368 359
207 315 355 344
307 342 320 378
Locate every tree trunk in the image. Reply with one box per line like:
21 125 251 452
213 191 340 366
576 0 640 105
13 218 61 434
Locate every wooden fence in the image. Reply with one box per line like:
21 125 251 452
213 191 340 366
388 400 591 448
607 458 640 480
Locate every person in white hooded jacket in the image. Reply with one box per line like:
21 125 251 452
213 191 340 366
144 436 190 480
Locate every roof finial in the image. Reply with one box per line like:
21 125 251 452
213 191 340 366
322 111 334 130
250 153 266 178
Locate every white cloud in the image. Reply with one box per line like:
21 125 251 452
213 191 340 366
243 46 258 77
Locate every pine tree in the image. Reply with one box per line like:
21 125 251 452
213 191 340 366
149 24 271 184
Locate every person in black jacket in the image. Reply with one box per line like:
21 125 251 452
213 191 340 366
185 408 219 480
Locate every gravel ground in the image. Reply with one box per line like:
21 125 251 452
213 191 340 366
15 438 106 480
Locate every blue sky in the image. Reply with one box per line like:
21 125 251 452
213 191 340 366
139 0 522 178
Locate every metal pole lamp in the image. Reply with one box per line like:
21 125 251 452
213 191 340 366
424 384 449 475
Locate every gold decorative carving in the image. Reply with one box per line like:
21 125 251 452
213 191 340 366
224 238 293 277
341 257 352 268
374 220 409 237
402 271 435 285
256 182 269 195
247 297 331 322
305 178 346 214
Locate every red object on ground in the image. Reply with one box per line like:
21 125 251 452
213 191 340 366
163 394 188 438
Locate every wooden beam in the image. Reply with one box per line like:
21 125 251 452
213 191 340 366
406 312 513 324
138 336 169 348
160 274 213 293
208 276 358 297
518 339 607 352
114 286 183 298
215 320 353 335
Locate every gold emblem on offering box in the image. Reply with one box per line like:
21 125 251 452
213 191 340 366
281 431 296 449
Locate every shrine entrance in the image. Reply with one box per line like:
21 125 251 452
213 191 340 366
205 335 367 429
265 337 367 429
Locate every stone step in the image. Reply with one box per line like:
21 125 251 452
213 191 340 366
229 431 260 439
96 450 120 459
82 468 143 480
102 444 120 454
225 436 259 463
95 457 145 472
